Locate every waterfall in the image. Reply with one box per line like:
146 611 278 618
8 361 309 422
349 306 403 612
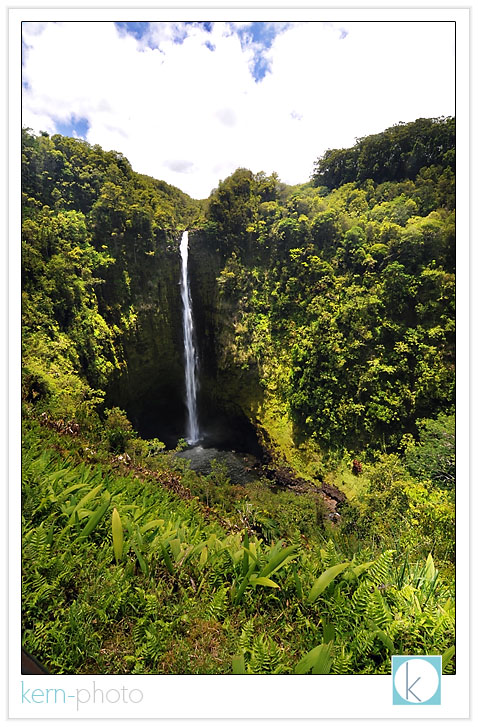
179 231 200 444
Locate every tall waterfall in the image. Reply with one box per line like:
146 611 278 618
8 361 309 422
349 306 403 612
179 231 200 444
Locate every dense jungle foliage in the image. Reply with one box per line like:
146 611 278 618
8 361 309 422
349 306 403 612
21 117 455 675
206 116 455 452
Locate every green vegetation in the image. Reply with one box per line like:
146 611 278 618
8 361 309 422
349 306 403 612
22 418 454 675
206 116 455 455
22 127 203 424
312 116 455 191
22 118 455 675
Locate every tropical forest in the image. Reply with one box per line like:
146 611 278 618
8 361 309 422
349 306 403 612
22 116 456 675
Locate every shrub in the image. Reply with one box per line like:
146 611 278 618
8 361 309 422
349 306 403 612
404 413 455 488
103 407 135 453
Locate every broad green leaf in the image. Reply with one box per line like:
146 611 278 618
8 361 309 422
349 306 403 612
56 482 91 501
189 540 207 557
170 538 181 560
366 617 394 651
232 654 246 675
112 507 123 563
177 545 195 567
307 562 350 603
441 598 454 614
75 508 95 521
160 541 175 575
442 645 455 671
249 575 280 589
45 467 71 483
140 519 164 533
199 546 208 569
230 549 244 564
295 642 333 675
270 554 298 577
132 542 148 575
375 629 394 652
322 622 335 644
248 541 257 558
78 494 111 539
424 553 437 583
234 562 257 605
259 544 297 578
242 531 249 576
68 484 104 522
242 546 259 563
343 561 373 580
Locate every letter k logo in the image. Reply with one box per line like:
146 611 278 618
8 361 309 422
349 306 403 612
406 660 421 702
392 656 441 705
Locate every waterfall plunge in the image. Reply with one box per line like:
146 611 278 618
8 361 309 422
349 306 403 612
179 231 200 444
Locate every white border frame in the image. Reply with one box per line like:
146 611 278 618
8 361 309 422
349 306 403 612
8 5 471 722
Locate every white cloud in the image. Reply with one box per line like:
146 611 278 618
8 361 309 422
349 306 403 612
22 21 455 199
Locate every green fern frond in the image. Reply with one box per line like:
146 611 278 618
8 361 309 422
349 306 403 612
206 587 228 622
143 633 165 663
248 634 283 674
320 539 339 568
351 579 372 613
366 589 392 629
331 648 354 674
132 618 150 645
367 550 394 587
331 654 355 674
238 619 255 654
350 627 374 657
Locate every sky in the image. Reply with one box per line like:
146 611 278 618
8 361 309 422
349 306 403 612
21 20 455 199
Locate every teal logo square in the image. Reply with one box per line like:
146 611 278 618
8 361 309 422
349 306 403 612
392 655 441 705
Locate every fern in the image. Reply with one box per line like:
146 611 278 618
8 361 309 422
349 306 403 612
387 616 421 646
248 634 283 674
351 579 372 613
238 619 255 654
293 606 311 631
132 618 150 645
331 646 354 674
443 649 455 674
368 550 394 587
350 627 375 657
366 588 392 629
134 620 172 664
206 587 228 622
142 629 166 663
320 539 339 568
24 524 50 560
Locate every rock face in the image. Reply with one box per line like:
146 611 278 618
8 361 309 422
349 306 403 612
104 246 186 446
187 231 263 454
103 232 261 452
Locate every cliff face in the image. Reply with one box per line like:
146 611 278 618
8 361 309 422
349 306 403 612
186 232 326 479
104 246 186 446
104 232 263 453
188 231 263 453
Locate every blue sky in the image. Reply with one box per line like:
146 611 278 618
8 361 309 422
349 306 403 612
115 21 288 81
22 20 455 198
